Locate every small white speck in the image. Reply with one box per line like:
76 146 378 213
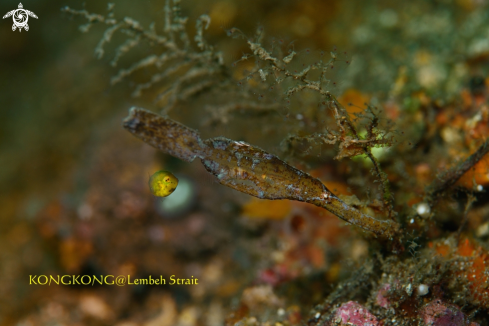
416 202 430 218
277 308 285 316
417 284 429 296
410 218 415 224
405 283 413 296
296 113 303 120
315 312 320 319
477 184 483 192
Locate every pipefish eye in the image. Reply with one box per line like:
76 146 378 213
149 170 179 197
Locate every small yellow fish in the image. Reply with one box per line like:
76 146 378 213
149 171 179 197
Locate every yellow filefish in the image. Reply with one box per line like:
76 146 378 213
149 171 179 197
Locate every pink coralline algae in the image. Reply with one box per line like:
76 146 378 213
420 300 479 326
334 301 378 326
376 283 391 308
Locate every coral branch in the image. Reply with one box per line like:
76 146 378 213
426 139 489 205
62 2 224 113
281 98 396 218
123 107 400 242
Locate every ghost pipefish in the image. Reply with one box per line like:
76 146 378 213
123 107 401 244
